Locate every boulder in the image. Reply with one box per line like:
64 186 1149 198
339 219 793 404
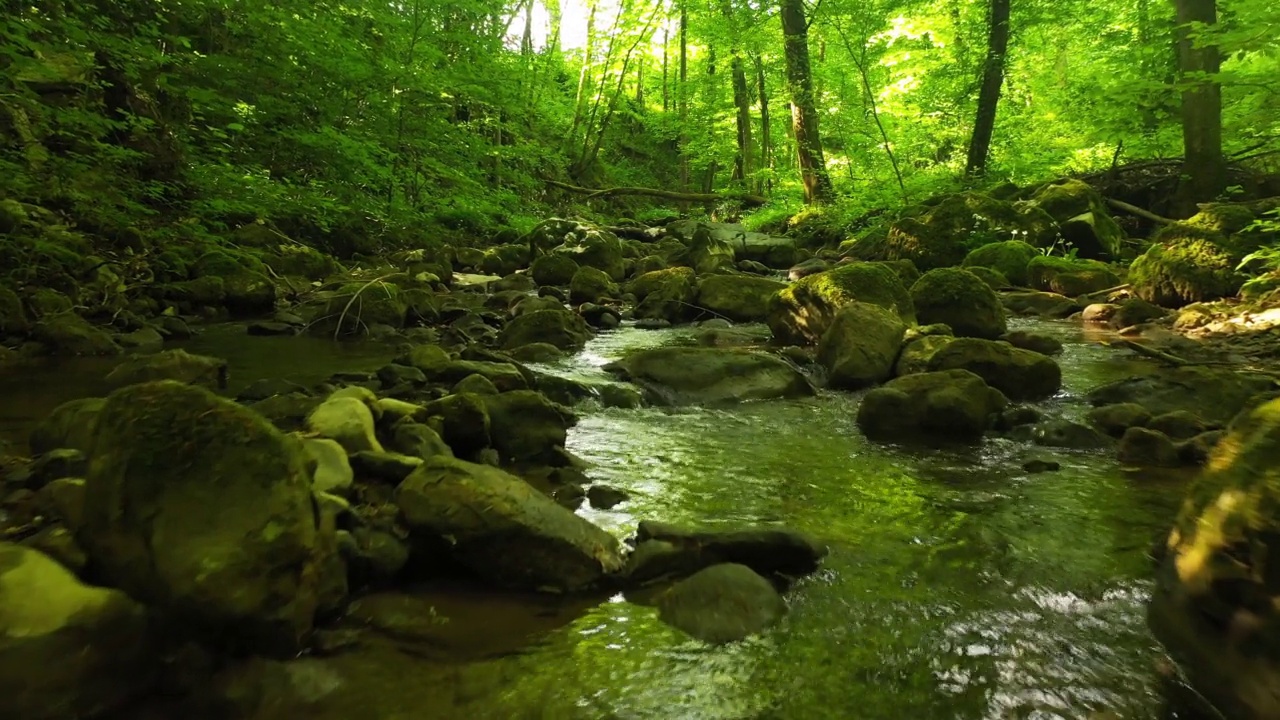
1116 427 1180 467
479 390 575 465
452 373 499 396
0 543 157 720
856 369 1008 442
313 283 407 335
625 522 826 585
695 274 788 322
1000 290 1083 318
963 265 1011 290
1026 256 1121 296
1001 330 1063 356
104 349 228 390
1149 396 1280 720
307 396 384 454
302 437 354 495
32 312 120 355
28 397 105 455
0 286 29 335
629 267 698 323
395 456 624 591
1111 297 1167 328
1148 410 1210 441
569 266 618 304
893 332 955 377
910 267 1007 339
424 360 528 392
80 381 339 655
788 257 830 281
962 240 1039 286
656 564 787 644
1026 179 1124 259
423 393 491 457
882 192 1056 269
587 485 629 509
550 227 627 281
478 244 529 277
499 309 592 351
817 302 907 390
605 347 813 405
530 254 580 287
1086 403 1153 437
348 451 422 484
667 222 737 274
1129 236 1243 308
1031 420 1111 450
388 422 454 462
927 337 1062 401
767 262 915 345
1085 366 1276 426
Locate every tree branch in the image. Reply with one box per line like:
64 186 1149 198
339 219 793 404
1105 198 1176 225
545 179 767 206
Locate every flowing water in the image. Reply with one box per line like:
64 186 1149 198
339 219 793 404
3 319 1195 719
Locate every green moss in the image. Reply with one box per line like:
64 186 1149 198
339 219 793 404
1185 204 1258 236
479 243 529 276
767 262 915 345
530 254 579 286
910 268 1007 339
962 240 1038 286
0 199 28 234
1129 238 1242 308
628 266 696 299
873 259 921 287
1026 255 1121 296
569 266 618 304
0 286 27 335
964 265 1010 290
883 192 1055 270
269 245 337 280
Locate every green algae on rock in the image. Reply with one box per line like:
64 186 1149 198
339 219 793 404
910 267 1007 340
767 262 915 346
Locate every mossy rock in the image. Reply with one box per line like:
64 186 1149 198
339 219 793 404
856 369 1008 443
695 274 788 323
767 262 915 346
910 268 1007 340
883 192 1056 270
0 286 30 335
479 244 530 277
872 259 921 287
33 312 121 356
423 393 491 457
0 199 28 234
927 337 1062 401
630 267 698 323
962 240 1038 286
1026 255 1121 296
498 309 593 352
1129 238 1242 308
530 254 579 287
569 266 618 304
1025 179 1123 258
817 302 907 390
26 288 73 318
964 266 1010 290
479 390 575 465
551 228 627 282
192 250 266 279
673 224 736 274
269 245 338 280
314 283 408 335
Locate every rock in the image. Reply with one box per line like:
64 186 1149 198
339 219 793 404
246 321 296 336
1085 367 1276 425
856 369 1008 442
491 273 536 293
250 394 323 431
307 396 383 454
1149 396 1280 719
1112 297 1167 328
1022 459 1061 473
1001 330 1063 356
345 527 410 586
452 373 499 396
395 456 624 591
37 478 86 532
1000 290 1083 318
80 381 340 655
883 192 1056 269
237 378 309 403
1086 403 1153 437
530 254 580 287
28 397 105 455
479 390 575 465
116 326 164 350
20 525 87 575
606 347 813 405
672 223 736 274
515 295 566 319
962 240 1039 286
1129 234 1242 308
0 286 29 335
874 259 923 287
388 422 454 462
32 312 120 355
302 438 354 495
630 267 698 323
1026 178 1124 258
998 405 1043 431
695 274 788 322
587 484 629 509
23 449 87 490
478 244 529 277
1082 303 1119 324
105 348 227 390
1177 430 1224 466
1031 420 1111 449
910 267 1007 339
508 342 564 363
1026 256 1121 296
788 257 830 281
768 262 915 345
1148 410 1210 441
499 309 593 352
0 543 156 720
657 564 787 644
349 450 423 484
816 302 907 390
422 359 528 392
635 318 672 330
579 302 621 329
737 259 771 274
569 266 618 304
927 337 1062 401
963 265 1010 290
1117 426 1180 466
423 393 491 457
627 522 825 585
550 226 627 281
376 363 427 388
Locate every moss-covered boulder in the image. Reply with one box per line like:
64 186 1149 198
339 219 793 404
656 563 787 644
695 274 788 322
856 369 1008 442
551 227 627 281
883 192 1056 270
80 381 339 655
673 223 736 274
307 396 383 454
767 262 915 346
268 244 337 280
0 543 157 720
817 302 907 390
1026 255 1121 296
479 243 530 277
499 308 593 351
530 254 579 287
893 326 955 377
873 259 922 287
29 397 105 455
423 393 491 457
569 266 618 304
32 312 120 356
1025 179 1123 259
910 268 1007 340
1148 397 1280 719
606 347 813 405
312 282 408 335
105 349 227 390
479 390 575 465
1129 236 1243 308
928 337 1062 401
0 286 29 336
1086 366 1277 426
962 240 1039 286
631 266 699 323
395 456 623 591
1000 290 1084 318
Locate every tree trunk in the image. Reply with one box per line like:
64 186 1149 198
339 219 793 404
679 2 689 191
754 52 772 195
779 0 834 204
730 53 755 186
662 26 670 112
964 0 1010 178
1172 0 1225 214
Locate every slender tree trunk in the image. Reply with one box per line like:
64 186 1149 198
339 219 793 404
662 27 670 111
636 58 644 105
964 0 1011 178
754 52 772 195
568 2 598 148
520 0 533 55
780 0 834 204
1172 0 1225 213
731 53 755 186
679 2 689 191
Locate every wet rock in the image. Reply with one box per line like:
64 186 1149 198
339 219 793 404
0 543 157 720
491 273 536 293
396 456 623 591
1147 410 1209 440
627 522 826 585
237 378 309 403
28 397 105 455
1117 426 1180 467
962 240 1039 286
910 267 1007 340
788 257 831 281
606 347 813 405
1112 297 1167 328
20 525 88 575
376 363 427 388
512 295 564 318
349 451 423 484
737 259 771 274
856 369 1008 443
893 327 955 377
1129 234 1242 308
302 438 354 495
250 393 323 432
579 302 621 329
479 390 575 465
1082 303 1119 324
346 527 410 586
553 482 586 510
422 393 491 457
80 381 340 655
768 262 915 345
452 373 499 396
246 321 296 336
587 484 629 509
388 422 454 462
1026 256 1121 296
817 302 907 390
1086 403 1153 438
695 274 788 322
657 563 787 644
428 360 528 392
1031 420 1111 450
1085 366 1277 425
635 318 672 330
530 254 579 287
1001 330 1063 356
1177 430 1224 466
1000 290 1083 318
997 405 1043 431
927 337 1062 401
569 266 618 304
105 348 228 390
33 312 120 355
307 396 384 454
630 267 698 323
508 342 564 363
0 286 29 335
117 326 164 350
548 225 627 281
24 449 86 490
499 308 593 352
1022 459 1061 473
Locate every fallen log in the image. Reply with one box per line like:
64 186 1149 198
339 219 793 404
546 179 767 207
1105 198 1175 225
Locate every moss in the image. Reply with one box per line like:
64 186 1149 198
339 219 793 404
314 282 407 334
873 259 921 286
269 245 337 280
675 225 735 274
1026 179 1124 258
479 243 529 276
530 254 579 286
0 199 28 234
498 309 592 351
1185 204 1258 236
569 266 618 304
962 240 1038 286
0 286 27 335
1026 255 1121 296
767 262 915 345
695 274 787 322
1129 238 1242 308
964 265 1010 290
883 192 1056 270
552 228 626 281
910 268 1007 340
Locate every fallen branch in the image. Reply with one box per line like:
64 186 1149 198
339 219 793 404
1080 283 1132 301
546 179 767 207
334 274 396 340
1105 198 1175 225
1113 339 1190 366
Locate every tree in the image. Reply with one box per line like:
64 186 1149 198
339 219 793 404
1172 0 1225 214
964 0 1011 178
780 0 834 204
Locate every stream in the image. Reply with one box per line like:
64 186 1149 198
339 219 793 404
3 318 1193 719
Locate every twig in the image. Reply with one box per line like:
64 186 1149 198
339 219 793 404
1105 198 1175 225
334 274 396 340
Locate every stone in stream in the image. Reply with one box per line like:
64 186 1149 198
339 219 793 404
32 312 121 356
1116 427 1181 467
695 274 788 323
927 337 1062 401
104 348 228 390
910 267 1008 340
999 290 1083 318
388 422 454 462
395 456 624 592
1147 410 1210 440
629 267 698 324
656 563 787 644
816 302 906 390
498 309 593 352
349 450 423 484
79 381 342 656
237 378 310 403
1148 396 1280 720
1022 458 1061 473
307 395 384 454
1085 403 1153 438
625 521 826 586
423 393 492 457
1030 420 1112 450
479 390 576 466
301 437 354 495
452 373 499 396
0 543 158 720
530 254 579 287
961 240 1039 286
767 262 915 346
27 397 106 455
1085 366 1278 426
246 321 297 336
605 347 814 405
856 369 1008 443
587 484 629 509
568 266 618 304
1001 329 1063 356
